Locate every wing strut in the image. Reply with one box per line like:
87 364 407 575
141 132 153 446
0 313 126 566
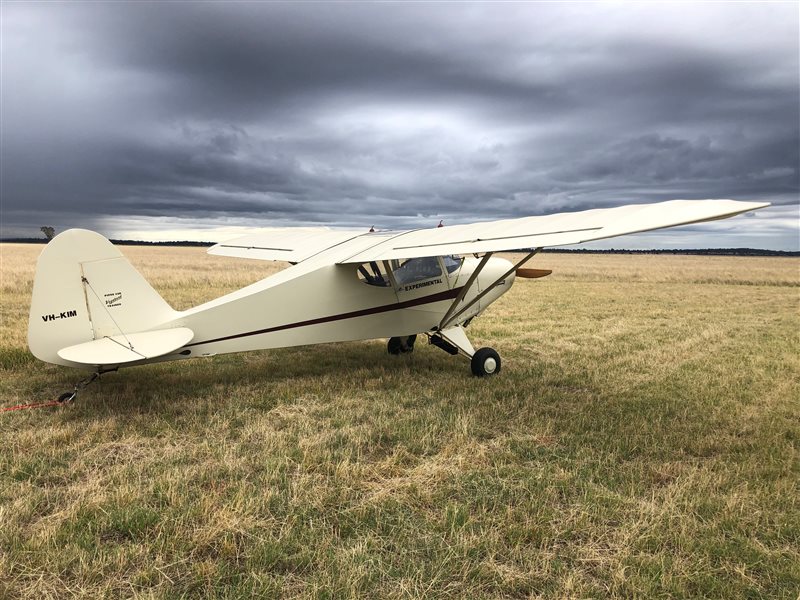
439 249 541 331
439 253 493 329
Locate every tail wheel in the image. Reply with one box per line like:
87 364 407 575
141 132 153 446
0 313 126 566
57 392 76 403
471 347 501 376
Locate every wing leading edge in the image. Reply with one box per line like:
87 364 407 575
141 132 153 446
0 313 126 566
340 199 769 262
208 199 769 264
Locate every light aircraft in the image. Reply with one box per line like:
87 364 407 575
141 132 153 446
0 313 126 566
27 199 768 401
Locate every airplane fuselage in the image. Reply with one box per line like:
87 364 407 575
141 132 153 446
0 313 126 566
162 256 515 362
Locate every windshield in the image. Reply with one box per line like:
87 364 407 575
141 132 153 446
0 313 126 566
442 255 462 274
392 257 442 285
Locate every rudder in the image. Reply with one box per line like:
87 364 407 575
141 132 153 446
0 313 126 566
28 229 178 367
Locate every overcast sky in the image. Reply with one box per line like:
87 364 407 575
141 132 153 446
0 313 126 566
2 2 798 249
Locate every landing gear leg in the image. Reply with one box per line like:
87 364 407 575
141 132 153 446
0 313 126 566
428 326 502 377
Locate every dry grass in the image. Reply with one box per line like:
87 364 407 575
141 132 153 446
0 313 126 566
1 243 798 599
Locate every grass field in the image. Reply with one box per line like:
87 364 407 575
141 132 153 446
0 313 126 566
1 243 798 599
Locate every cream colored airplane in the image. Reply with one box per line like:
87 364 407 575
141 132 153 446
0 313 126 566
28 199 768 401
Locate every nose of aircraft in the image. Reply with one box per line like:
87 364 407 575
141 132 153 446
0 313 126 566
477 257 516 311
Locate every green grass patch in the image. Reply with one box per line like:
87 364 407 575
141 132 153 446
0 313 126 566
1 248 798 598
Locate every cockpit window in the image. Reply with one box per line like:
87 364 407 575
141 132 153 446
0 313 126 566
392 257 442 285
442 255 463 274
357 261 391 286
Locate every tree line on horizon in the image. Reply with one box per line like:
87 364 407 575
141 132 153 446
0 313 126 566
1 233 796 256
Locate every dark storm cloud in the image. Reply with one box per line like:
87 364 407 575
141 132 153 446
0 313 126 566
2 2 798 247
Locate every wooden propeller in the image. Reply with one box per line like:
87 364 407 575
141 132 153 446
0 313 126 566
516 268 552 279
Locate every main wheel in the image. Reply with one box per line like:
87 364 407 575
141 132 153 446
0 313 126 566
388 337 403 355
471 347 501 377
388 335 417 355
405 334 417 351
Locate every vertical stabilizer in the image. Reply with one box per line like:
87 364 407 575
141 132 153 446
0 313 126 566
27 229 178 367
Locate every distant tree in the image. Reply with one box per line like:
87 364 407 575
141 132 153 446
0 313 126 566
40 226 55 240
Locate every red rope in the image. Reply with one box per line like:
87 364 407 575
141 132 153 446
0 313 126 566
1 400 65 412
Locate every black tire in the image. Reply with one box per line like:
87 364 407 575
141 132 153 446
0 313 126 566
57 391 75 403
405 334 417 351
387 337 403 355
471 347 501 377
388 335 417 355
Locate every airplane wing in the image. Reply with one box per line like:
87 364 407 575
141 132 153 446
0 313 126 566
208 199 769 264
339 199 769 262
208 227 367 262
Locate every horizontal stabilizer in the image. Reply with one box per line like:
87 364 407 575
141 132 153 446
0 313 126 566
57 327 194 366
